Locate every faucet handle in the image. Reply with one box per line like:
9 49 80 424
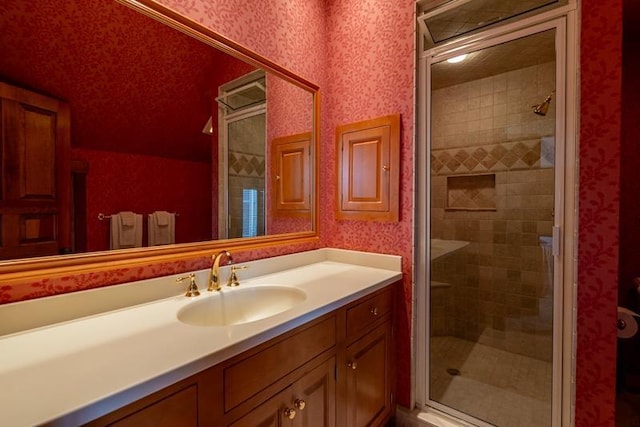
176 273 200 297
227 265 248 287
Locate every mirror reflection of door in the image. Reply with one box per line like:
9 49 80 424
217 71 267 239
0 82 71 260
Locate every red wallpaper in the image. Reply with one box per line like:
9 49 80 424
0 0 251 161
73 148 212 252
266 73 315 235
323 0 416 406
576 0 622 425
0 0 626 424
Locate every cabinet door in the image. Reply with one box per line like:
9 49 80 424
271 132 311 217
292 358 336 427
345 321 392 427
0 82 71 259
336 115 399 221
230 386 294 427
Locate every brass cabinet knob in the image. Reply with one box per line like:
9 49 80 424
371 307 379 316
294 399 306 410
284 407 296 419
347 360 358 370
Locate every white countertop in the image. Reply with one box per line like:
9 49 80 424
0 249 401 426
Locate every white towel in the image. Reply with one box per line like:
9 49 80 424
148 211 175 246
110 212 143 249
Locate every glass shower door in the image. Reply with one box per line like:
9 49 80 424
427 28 559 427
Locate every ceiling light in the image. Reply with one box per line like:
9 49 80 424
447 54 468 64
202 116 214 135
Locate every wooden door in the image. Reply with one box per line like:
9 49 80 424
0 82 71 260
345 321 392 427
272 132 311 217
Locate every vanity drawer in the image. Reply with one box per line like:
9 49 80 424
346 287 392 342
223 315 336 412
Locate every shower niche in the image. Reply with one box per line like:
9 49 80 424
445 174 496 211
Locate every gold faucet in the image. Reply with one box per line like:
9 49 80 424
209 250 233 292
176 273 200 297
227 265 248 287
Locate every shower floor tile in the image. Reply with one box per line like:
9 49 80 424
430 336 552 426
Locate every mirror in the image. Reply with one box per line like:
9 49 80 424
0 0 318 275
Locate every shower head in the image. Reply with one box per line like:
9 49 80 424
532 91 555 116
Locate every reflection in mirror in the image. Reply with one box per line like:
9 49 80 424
0 0 315 262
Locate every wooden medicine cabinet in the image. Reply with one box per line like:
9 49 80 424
336 115 400 221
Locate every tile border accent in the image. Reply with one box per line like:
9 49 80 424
228 151 265 177
431 138 549 176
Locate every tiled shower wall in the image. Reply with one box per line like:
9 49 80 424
430 62 555 361
227 114 266 238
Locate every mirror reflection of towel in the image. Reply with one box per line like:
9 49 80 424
148 211 175 246
110 212 143 249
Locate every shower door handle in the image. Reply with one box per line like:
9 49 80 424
552 226 561 257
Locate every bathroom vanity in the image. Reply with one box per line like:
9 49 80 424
0 249 401 426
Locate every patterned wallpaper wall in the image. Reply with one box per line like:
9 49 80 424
74 148 213 252
0 0 624 423
323 0 416 406
265 72 316 235
0 0 249 161
576 0 622 425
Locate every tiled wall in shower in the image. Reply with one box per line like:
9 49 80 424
430 62 556 362
227 114 266 238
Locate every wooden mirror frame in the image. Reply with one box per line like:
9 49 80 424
0 0 320 282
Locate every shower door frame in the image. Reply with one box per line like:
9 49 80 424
217 70 267 240
414 6 578 426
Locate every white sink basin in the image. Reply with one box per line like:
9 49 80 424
177 286 307 327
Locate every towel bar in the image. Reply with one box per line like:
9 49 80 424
98 212 179 221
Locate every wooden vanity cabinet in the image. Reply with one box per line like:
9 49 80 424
343 287 394 427
84 366 220 427
230 357 336 427
84 285 395 427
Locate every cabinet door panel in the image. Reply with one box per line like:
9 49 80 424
272 132 311 216
293 357 336 427
342 127 388 210
345 321 392 427
230 386 293 427
336 114 399 221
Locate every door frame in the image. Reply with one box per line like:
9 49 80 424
414 6 578 426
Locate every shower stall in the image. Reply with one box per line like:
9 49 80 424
415 1 577 426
